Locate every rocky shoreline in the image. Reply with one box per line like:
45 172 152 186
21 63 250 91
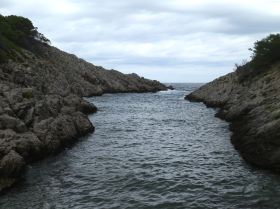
0 43 167 192
186 63 280 172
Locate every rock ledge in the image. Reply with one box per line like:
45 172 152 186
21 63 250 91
186 64 280 172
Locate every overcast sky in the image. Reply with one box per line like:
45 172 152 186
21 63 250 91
1 0 280 82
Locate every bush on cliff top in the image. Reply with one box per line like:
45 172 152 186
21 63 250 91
250 34 280 68
0 14 50 63
236 34 280 81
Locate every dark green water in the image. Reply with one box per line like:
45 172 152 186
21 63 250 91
1 83 280 209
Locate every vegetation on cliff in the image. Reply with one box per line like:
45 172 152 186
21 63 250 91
250 34 280 67
236 33 280 81
0 14 50 63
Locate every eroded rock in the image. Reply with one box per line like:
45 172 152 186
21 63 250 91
186 64 280 171
0 43 167 192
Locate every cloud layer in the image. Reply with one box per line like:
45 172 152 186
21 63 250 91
1 0 280 82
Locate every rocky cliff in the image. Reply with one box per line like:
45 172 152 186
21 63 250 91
0 39 167 191
186 62 280 172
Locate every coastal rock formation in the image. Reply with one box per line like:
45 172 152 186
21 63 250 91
0 41 167 192
186 63 280 171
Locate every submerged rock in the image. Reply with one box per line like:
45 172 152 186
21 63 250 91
167 85 175 90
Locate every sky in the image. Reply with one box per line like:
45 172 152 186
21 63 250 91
1 0 280 82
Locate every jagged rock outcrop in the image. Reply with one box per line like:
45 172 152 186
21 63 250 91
186 63 280 171
0 43 167 192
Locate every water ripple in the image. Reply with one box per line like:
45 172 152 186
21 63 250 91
1 83 280 209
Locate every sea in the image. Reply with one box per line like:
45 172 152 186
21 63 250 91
1 83 280 209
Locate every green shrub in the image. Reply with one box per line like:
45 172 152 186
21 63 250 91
236 34 280 82
0 14 50 63
250 34 280 68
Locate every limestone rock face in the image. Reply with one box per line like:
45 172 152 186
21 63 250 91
186 64 280 171
0 44 167 191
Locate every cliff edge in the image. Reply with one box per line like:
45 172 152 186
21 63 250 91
186 34 280 172
0 15 167 191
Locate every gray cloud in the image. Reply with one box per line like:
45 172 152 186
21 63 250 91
0 0 11 8
1 0 280 82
